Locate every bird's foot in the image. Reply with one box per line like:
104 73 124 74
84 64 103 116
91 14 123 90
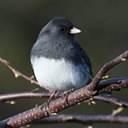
41 90 60 115
62 88 75 105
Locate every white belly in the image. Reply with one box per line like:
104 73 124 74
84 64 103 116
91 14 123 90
31 57 91 91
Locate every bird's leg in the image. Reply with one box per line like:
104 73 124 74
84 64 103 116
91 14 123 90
62 88 75 106
48 90 59 101
47 88 61 100
41 89 60 115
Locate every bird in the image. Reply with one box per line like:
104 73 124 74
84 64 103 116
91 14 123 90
30 17 93 93
30 17 128 95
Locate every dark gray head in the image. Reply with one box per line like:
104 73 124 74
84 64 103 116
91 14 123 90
38 17 81 39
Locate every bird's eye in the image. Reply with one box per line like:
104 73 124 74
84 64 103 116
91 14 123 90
59 26 66 32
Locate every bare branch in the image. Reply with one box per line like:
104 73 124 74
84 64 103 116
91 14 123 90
37 114 128 124
0 91 128 108
94 95 128 107
0 92 50 102
88 50 128 91
0 57 38 85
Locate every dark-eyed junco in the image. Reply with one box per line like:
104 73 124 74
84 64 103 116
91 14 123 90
30 17 93 92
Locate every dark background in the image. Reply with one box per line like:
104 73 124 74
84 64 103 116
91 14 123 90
0 1 128 128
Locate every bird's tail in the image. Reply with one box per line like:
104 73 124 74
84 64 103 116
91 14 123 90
95 77 128 90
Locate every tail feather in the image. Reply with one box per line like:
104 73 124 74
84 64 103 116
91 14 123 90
95 77 128 90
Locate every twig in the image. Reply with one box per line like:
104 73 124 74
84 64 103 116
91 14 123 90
0 91 128 108
0 57 38 85
0 50 127 128
94 95 128 107
36 114 128 124
88 50 128 91
0 92 51 102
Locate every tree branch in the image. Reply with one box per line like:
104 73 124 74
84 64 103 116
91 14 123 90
88 50 128 91
0 91 128 108
0 50 127 128
94 95 128 107
0 57 38 85
36 114 128 124
0 92 50 102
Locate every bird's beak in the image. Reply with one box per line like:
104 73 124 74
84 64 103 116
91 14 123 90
70 27 81 34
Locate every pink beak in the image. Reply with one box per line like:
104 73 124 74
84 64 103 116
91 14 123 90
70 27 81 34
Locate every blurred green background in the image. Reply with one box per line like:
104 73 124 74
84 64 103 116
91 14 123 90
0 0 128 128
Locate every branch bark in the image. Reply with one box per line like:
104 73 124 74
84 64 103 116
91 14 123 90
37 114 128 124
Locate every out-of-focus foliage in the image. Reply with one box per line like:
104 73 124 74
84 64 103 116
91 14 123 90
0 1 128 128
